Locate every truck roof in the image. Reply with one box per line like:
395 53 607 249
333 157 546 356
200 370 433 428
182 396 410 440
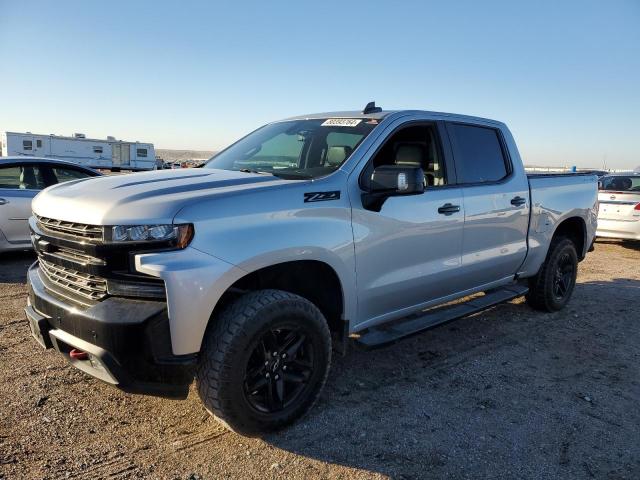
279 109 505 127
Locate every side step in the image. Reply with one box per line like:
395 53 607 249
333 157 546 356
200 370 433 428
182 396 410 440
356 284 529 348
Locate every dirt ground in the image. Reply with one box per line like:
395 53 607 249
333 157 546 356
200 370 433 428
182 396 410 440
1 240 639 480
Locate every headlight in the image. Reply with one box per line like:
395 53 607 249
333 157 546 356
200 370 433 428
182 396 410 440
108 224 194 248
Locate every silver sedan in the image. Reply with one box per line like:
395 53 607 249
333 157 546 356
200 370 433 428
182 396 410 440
0 157 100 252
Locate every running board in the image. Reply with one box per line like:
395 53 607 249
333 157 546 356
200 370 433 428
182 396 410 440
356 284 529 348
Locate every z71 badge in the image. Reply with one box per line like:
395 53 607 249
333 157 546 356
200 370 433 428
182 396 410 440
304 191 341 203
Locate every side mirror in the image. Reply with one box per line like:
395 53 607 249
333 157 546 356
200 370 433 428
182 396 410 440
362 165 424 211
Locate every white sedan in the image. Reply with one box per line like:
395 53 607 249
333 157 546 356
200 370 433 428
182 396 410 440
597 172 640 241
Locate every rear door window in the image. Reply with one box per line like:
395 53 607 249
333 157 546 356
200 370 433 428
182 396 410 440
447 124 509 184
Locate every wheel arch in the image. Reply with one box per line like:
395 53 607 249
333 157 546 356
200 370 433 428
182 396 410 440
550 215 587 260
209 259 349 340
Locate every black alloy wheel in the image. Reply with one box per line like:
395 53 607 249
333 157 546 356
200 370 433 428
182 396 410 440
552 251 575 300
244 327 315 413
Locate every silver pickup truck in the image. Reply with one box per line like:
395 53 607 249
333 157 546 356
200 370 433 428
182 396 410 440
25 104 598 435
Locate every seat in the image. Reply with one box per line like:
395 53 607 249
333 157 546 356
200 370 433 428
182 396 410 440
325 145 353 167
394 142 430 185
19 167 39 190
394 142 427 168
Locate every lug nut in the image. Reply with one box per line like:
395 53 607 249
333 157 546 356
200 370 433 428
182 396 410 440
274 374 279 380
283 366 287 371
265 372 270 378
264 361 269 366
281 353 287 359
272 352 277 357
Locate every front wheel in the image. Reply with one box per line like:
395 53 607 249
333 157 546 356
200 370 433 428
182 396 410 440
196 289 332 435
526 237 578 312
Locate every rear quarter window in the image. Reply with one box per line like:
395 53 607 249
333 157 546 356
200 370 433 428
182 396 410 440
447 124 509 184
52 167 93 184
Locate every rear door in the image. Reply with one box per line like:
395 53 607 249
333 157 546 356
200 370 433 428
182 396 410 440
445 122 530 290
0 164 46 244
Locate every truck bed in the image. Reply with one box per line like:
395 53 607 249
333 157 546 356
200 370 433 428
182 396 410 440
517 173 598 278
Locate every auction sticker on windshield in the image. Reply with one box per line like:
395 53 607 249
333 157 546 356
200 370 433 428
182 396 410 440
321 118 362 127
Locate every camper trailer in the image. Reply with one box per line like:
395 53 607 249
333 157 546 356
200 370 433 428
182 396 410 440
1 131 157 171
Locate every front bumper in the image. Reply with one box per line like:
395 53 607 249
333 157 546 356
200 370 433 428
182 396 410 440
26 262 196 399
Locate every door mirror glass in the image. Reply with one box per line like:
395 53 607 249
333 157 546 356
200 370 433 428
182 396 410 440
370 165 424 194
362 165 424 212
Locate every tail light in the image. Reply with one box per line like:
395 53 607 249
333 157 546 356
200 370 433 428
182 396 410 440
635 203 640 211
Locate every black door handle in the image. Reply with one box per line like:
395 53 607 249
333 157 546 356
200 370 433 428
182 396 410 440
437 203 460 215
510 196 526 207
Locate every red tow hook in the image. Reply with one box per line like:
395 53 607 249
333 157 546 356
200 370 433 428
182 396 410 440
69 349 89 360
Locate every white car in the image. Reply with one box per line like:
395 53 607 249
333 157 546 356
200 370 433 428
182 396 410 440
597 172 640 241
0 157 100 251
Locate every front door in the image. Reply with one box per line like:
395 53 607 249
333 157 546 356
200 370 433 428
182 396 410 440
120 143 131 166
112 144 122 167
352 122 465 328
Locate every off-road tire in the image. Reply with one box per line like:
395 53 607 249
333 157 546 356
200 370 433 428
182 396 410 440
196 289 331 436
526 237 578 312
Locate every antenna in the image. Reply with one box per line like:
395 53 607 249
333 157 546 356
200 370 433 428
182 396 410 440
362 101 382 114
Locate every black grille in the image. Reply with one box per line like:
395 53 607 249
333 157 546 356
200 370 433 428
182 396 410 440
36 215 103 242
39 258 108 301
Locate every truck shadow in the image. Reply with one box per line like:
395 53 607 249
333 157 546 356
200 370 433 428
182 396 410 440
0 250 35 284
261 277 640 478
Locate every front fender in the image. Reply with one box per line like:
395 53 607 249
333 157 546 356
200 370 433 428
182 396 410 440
135 247 246 355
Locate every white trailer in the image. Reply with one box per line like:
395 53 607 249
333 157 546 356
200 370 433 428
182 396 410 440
0 131 157 171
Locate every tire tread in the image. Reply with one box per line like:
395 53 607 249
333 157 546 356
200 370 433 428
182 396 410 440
196 289 331 435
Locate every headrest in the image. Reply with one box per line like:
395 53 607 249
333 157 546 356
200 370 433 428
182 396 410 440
612 177 632 190
394 143 426 166
326 146 352 166
19 167 38 189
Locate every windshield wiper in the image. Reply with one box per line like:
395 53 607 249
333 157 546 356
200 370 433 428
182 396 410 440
237 168 273 176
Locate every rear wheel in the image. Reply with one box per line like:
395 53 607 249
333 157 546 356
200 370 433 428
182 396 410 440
526 237 578 312
196 289 331 435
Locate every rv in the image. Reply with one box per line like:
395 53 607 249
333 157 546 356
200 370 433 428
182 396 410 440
1 131 157 171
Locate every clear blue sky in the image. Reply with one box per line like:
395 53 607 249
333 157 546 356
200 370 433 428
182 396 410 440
1 0 638 169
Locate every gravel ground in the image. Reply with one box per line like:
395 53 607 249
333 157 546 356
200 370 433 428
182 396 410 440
1 240 639 480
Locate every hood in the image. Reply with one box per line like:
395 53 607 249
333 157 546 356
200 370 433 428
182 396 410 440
32 168 295 225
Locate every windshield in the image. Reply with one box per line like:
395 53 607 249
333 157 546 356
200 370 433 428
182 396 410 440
599 175 640 192
204 118 378 179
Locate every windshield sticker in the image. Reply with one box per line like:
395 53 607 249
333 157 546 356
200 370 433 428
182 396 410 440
321 118 362 127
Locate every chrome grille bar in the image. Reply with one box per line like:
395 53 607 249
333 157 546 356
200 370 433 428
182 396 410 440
50 247 106 266
36 215 103 242
39 258 108 301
